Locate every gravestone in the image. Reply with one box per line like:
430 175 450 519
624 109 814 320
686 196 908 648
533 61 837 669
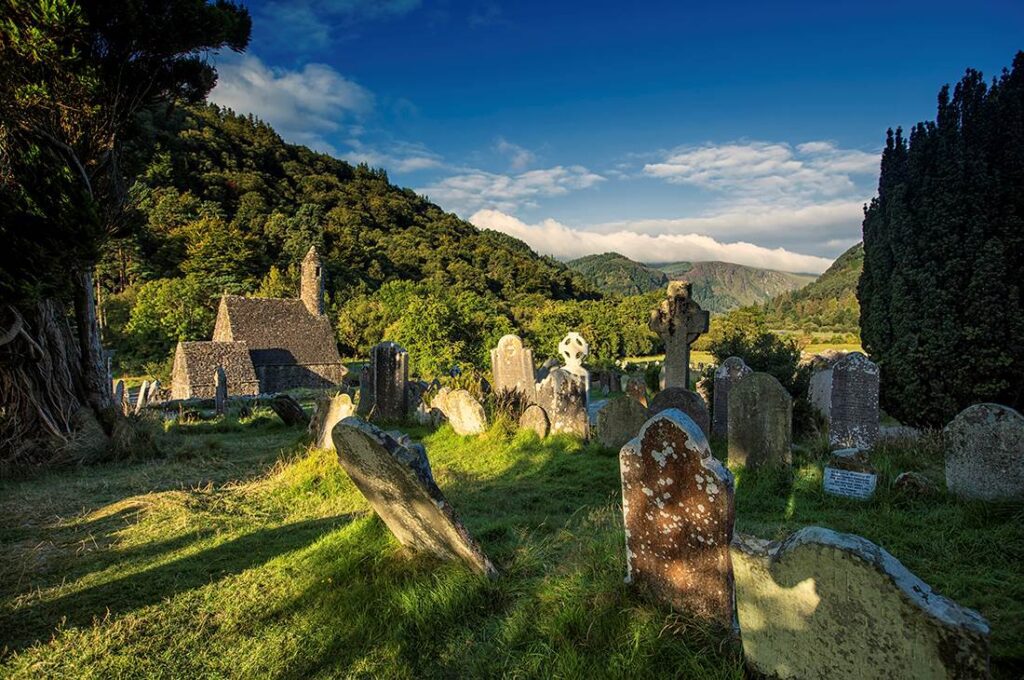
944 403 1024 501
332 417 497 577
625 375 648 407
649 282 710 389
432 388 488 436
370 342 408 421
270 393 310 427
134 380 149 415
214 367 227 416
490 334 537 400
808 367 833 419
593 398 649 449
518 404 550 438
620 409 735 628
148 379 162 404
309 392 356 450
356 365 374 417
732 527 990 679
823 448 878 499
648 387 710 437
727 373 792 469
829 352 880 450
405 380 429 420
558 332 590 393
535 368 588 438
112 380 126 415
712 357 752 439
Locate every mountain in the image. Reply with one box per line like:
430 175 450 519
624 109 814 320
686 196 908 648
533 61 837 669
566 252 668 296
761 242 863 330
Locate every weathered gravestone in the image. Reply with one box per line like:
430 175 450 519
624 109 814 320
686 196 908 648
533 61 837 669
732 527 990 679
518 404 550 438
112 380 126 415
370 342 408 421
309 392 356 450
712 357 752 439
619 409 736 628
270 393 310 427
648 387 710 437
535 368 588 438
944 403 1024 501
829 352 880 450
356 365 373 417
405 380 429 420
148 379 162 404
558 332 590 393
593 397 650 450
625 375 648 407
214 367 227 416
133 380 149 415
727 373 792 469
649 282 710 390
432 388 488 436
332 417 497 577
490 334 537 401
808 367 833 419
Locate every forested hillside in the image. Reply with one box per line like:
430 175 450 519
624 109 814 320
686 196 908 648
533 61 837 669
761 242 863 331
567 253 668 296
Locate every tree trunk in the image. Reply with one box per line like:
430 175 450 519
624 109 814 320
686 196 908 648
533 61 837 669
73 271 113 420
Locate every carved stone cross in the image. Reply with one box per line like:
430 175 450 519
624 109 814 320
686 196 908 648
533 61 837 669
649 281 709 389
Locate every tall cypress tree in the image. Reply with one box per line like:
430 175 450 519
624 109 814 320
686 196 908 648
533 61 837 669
859 52 1024 427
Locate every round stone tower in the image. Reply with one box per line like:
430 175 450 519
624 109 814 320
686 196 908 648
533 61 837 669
300 246 324 316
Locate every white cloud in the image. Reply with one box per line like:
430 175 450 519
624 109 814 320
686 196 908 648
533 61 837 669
643 140 877 201
470 209 837 274
418 166 605 214
210 54 373 155
344 139 444 173
495 137 536 171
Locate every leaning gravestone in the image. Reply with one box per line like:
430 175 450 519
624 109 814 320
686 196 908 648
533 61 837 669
649 281 710 389
593 398 649 450
518 404 550 438
829 352 880 450
490 334 537 401
332 417 497 577
134 380 149 415
270 393 310 427
432 388 488 436
944 403 1024 501
214 367 227 416
648 387 710 437
620 409 735 628
309 392 356 450
558 332 591 394
732 527 990 679
535 368 588 438
370 342 408 421
712 357 752 439
727 373 792 469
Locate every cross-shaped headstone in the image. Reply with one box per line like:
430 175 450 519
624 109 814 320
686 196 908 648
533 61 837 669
649 282 709 390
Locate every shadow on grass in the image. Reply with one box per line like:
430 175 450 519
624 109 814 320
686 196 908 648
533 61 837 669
0 513 358 655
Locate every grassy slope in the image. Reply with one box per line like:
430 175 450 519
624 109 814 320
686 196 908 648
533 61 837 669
1 415 1021 677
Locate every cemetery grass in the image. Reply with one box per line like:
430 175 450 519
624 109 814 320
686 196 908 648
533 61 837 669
0 418 1021 678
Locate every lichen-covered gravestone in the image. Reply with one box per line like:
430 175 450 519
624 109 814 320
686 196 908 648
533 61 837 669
727 372 792 469
432 388 488 436
829 352 880 450
732 527 990 679
593 397 649 449
309 392 356 450
370 341 408 421
648 387 710 437
490 334 537 401
518 404 550 438
619 409 736 628
535 368 588 438
944 403 1024 501
214 366 227 416
712 357 752 439
649 281 710 390
332 417 497 577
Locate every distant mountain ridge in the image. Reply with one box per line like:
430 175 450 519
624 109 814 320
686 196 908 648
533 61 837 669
567 252 815 313
761 242 863 330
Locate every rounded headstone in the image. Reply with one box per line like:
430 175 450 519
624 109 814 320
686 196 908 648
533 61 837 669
432 388 487 436
593 398 650 449
648 387 710 437
518 404 550 438
944 403 1024 501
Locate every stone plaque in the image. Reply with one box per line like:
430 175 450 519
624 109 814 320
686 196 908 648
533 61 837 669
823 467 877 500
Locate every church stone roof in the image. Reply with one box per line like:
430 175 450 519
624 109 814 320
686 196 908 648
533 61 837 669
212 295 343 367
171 341 259 398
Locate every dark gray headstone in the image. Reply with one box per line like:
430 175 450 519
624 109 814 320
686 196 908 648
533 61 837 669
593 397 650 450
214 366 227 416
648 387 710 437
727 372 792 469
270 393 309 427
829 352 880 450
944 403 1024 501
356 365 374 417
712 356 752 439
370 342 408 421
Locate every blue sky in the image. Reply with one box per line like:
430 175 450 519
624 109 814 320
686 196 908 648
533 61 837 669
208 0 1024 272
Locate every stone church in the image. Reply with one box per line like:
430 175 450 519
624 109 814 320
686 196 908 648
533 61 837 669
171 247 347 398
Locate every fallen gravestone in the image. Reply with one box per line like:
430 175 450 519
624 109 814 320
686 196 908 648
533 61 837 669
490 334 537 401
593 397 649 449
432 388 488 436
823 448 877 500
370 341 408 421
620 409 736 628
829 352 880 450
648 387 710 437
732 527 990 679
649 281 709 390
309 392 356 450
944 403 1024 501
712 357 752 439
518 404 550 438
270 393 310 427
332 417 497 577
727 372 792 469
535 368 588 438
